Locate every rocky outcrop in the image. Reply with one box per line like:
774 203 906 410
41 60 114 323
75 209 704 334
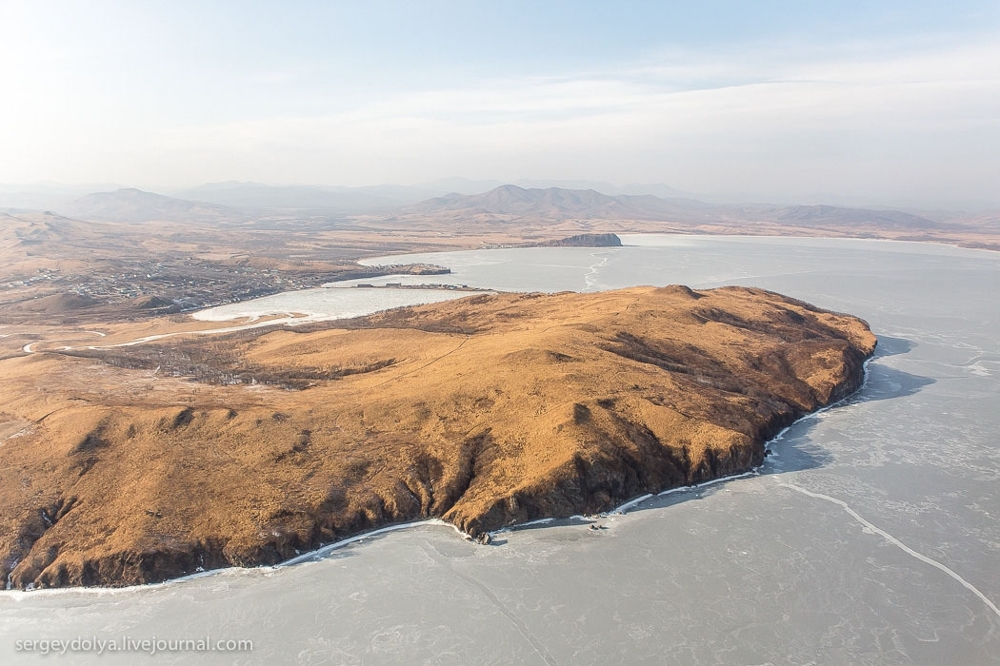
535 233 623 247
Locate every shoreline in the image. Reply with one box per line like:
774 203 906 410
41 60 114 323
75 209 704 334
17 286 492 356
356 233 1000 268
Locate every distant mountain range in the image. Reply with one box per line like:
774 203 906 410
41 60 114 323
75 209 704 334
405 184 945 230
173 182 411 211
408 184 710 219
61 188 241 224
0 178 710 215
772 204 942 230
1 181 980 233
0 182 125 211
171 179 514 211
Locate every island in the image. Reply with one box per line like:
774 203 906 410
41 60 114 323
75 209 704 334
0 285 876 588
534 233 623 247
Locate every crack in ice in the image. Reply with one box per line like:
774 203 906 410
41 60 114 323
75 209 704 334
780 482 1000 620
583 253 609 291
421 543 560 666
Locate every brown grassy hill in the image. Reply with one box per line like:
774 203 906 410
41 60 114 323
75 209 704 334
6 292 100 313
0 286 876 588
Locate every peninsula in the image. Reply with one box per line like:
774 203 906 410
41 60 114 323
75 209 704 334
0 285 876 588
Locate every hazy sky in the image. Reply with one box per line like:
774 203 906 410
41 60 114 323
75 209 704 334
2 1 999 207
